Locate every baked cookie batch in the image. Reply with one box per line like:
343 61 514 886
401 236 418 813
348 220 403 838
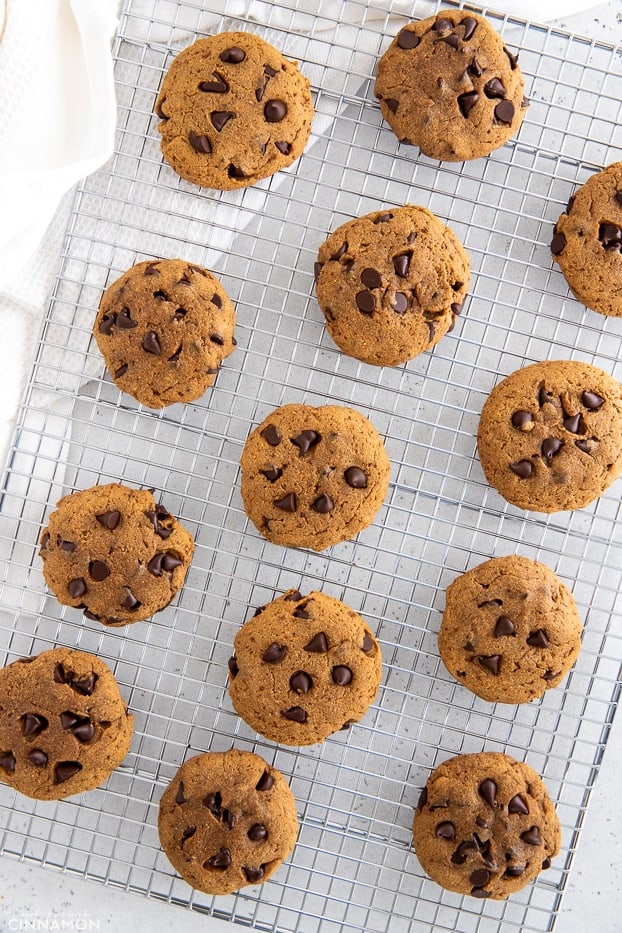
2 9 619 908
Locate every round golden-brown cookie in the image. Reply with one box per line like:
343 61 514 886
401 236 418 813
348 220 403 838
94 259 236 409
315 205 470 366
375 12 528 162
0 648 133 800
228 589 382 745
551 162 622 317
413 751 561 900
40 483 194 626
156 31 314 190
439 556 582 703
158 749 298 895
239 403 391 550
477 360 622 512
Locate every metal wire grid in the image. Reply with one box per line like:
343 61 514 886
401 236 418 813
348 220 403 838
1 0 622 930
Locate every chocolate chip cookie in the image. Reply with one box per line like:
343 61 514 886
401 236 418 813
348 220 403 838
239 404 391 550
315 205 470 366
156 31 314 190
228 589 382 745
40 483 194 626
94 259 236 409
158 749 298 895
375 12 528 162
551 162 622 317
477 360 622 512
0 648 133 800
439 556 582 704
413 751 561 900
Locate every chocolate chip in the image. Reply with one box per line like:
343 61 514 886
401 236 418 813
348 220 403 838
314 261 323 281
247 823 268 842
469 868 490 887
293 606 311 619
599 222 622 250
274 492 296 512
542 857 552 870
551 232 567 255
435 821 456 840
331 242 348 261
0 752 15 773
117 307 137 328
282 592 302 605
541 437 563 459
261 424 281 446
162 552 182 571
543 669 557 681
527 629 550 648
508 794 529 815
29 749 48 767
74 673 97 696
362 632 374 653
121 589 141 611
438 34 460 50
471 887 492 899
256 770 273 791
147 551 181 576
205 847 231 869
433 17 453 32
275 140 291 155
484 78 506 99
203 791 221 815
417 786 428 811
222 808 236 830
243 866 265 883
458 91 479 118
220 46 245 63
96 510 120 530
510 460 533 478
210 333 225 346
478 779 497 807
385 98 399 113
228 163 246 179
54 761 82 784
332 665 353 686
59 539 76 552
22 713 48 737
260 467 282 482
211 111 235 132
478 655 501 675
114 364 128 378
356 291 375 314
99 313 116 335
361 268 382 289
392 292 409 314
89 560 110 581
538 385 553 407
575 439 591 453
345 467 367 488
144 262 160 276
393 253 411 277
181 826 196 844
373 213 393 224
199 72 229 93
264 100 286 122
397 28 419 49
494 615 515 637
140 331 160 356
505 864 526 877
582 390 604 410
305 632 328 653
504 47 519 69
521 826 542 846
290 671 313 693
68 578 86 598
312 493 333 513
60 713 94 742
263 643 286 663
460 16 477 40
511 410 533 430
228 655 239 678
468 59 483 77
281 706 307 723
494 100 515 125
291 429 320 454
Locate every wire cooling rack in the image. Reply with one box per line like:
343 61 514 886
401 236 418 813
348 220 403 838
1 1 622 930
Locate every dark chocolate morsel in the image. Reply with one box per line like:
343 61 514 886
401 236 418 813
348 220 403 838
361 268 382 289
228 163 246 179
29 749 48 767
261 424 281 446
362 632 374 653
477 655 501 675
248 823 268 842
220 47 245 63
314 261 323 281
331 242 348 261
54 761 82 784
260 467 283 482
0 752 16 774
469 869 491 887
116 307 137 328
478 779 497 807
527 629 550 648
243 866 265 883
397 28 420 50
504 46 519 69
205 847 231 869
59 539 76 552
393 253 411 277
563 414 582 434
121 589 141 611
508 794 530 815
433 17 453 32
291 429 321 454
264 100 287 122
582 391 604 410
96 510 120 530
210 333 225 346
181 826 196 844
484 78 506 99
392 292 409 314
142 331 161 355
468 59 483 77
521 826 542 846
188 131 212 154
511 410 533 430
599 222 622 250
435 821 456 840
83 609 101 622
373 213 393 224
494 615 515 637
199 72 229 93
275 141 291 155
494 100 515 124
471 887 492 899
274 492 297 512
345 467 367 488
311 493 333 513
175 781 188 805
510 460 533 478
332 665 353 686
22 713 49 737
228 656 239 677
263 643 287 663
68 578 87 599
417 786 428 810
575 439 591 453
281 706 307 723
356 291 375 314
542 857 552 870
458 91 479 118
385 98 399 113
73 673 97 695
89 560 110 581
256 770 273 791
551 232 567 255
293 606 311 619
211 111 235 132
460 16 477 40
305 632 328 653
285 590 303 602
505 864 526 877
203 791 222 815
144 262 160 276
541 437 563 459
99 313 116 335
114 364 128 378
290 671 312 693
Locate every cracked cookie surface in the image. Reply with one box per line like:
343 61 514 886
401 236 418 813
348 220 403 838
40 483 194 626
439 555 582 703
239 403 391 550
158 749 298 895
228 589 382 745
315 205 470 366
94 259 236 409
477 360 622 512
0 648 133 800
551 162 622 318
413 751 561 899
156 31 314 189
375 11 528 161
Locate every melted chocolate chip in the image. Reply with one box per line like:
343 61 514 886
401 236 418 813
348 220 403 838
260 467 282 482
290 671 312 694
275 140 291 155
285 591 303 602
397 28 420 50
460 16 477 40
121 589 141 611
220 47 245 63
435 821 456 840
256 770 273 791
494 100 515 125
505 864 526 877
291 430 320 454
511 410 533 430
211 111 235 132
477 655 501 675
281 706 307 723
147 551 182 576
484 78 506 99
458 91 479 118
274 492 297 512
361 268 382 289
210 333 225 346
564 413 584 433
243 866 265 883
542 857 552 870
96 510 120 530
142 332 161 355
59 539 76 553
510 459 533 478
345 467 367 488
203 791 221 815
599 222 622 250
248 823 268 842
199 72 229 93
99 313 115 335
264 100 287 122
332 665 353 685
494 615 515 637
582 391 604 410
504 47 519 69
356 291 375 313
312 493 333 513
54 761 82 784
469 868 490 887
433 17 453 33
478 779 498 807
29 749 48 767
22 713 48 737
527 629 550 648
541 437 563 459
0 752 16 773
468 59 483 77
385 98 399 113
228 656 238 677
508 794 529 815
261 424 281 446
331 242 348 261
362 632 374 653
114 364 128 378
392 292 409 314
393 253 411 277
471 887 492 899
305 632 328 653
551 232 567 255
263 643 287 663
181 826 196 844
117 307 137 328
521 826 542 846
89 560 110 581
205 847 231 869
68 578 87 599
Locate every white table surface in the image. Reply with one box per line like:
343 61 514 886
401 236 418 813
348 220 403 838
1 3 621 931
